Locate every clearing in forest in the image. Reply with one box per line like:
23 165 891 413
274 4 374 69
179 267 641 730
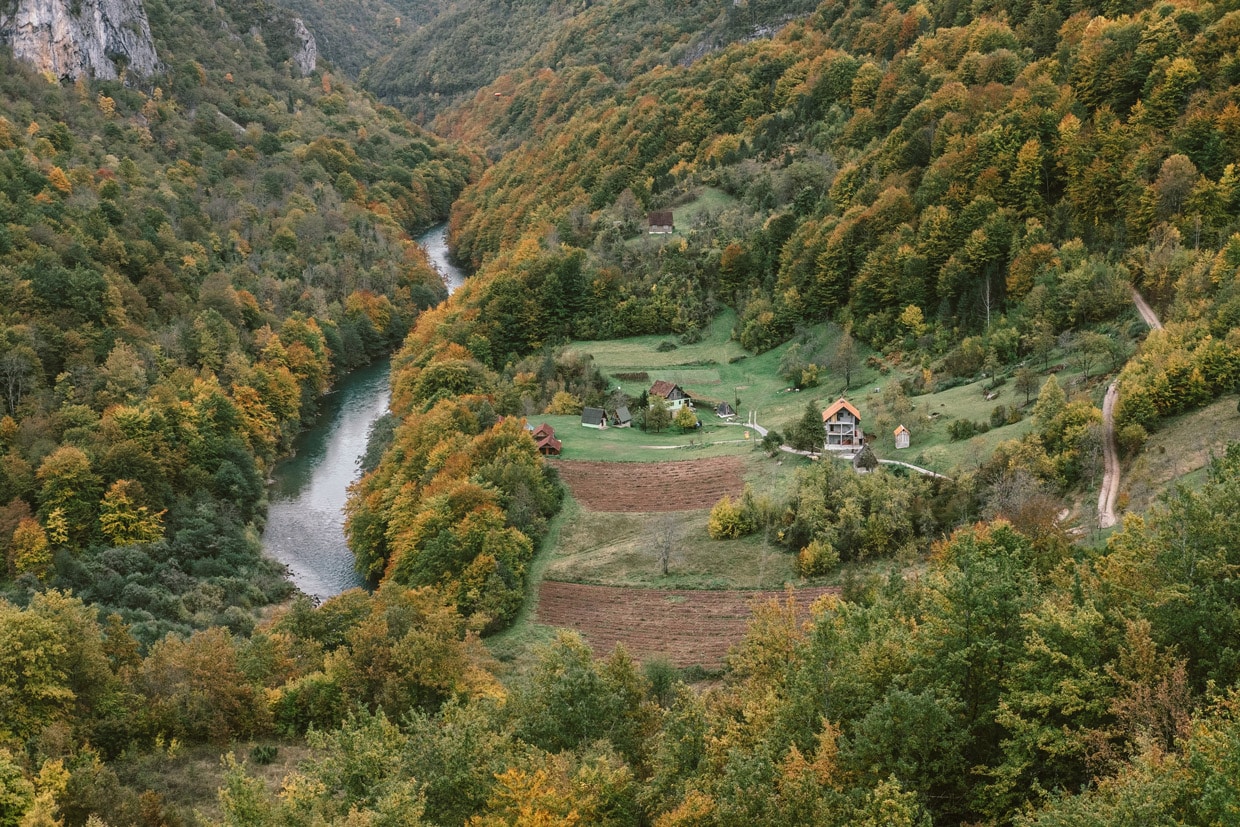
555 457 745 512
536 581 838 668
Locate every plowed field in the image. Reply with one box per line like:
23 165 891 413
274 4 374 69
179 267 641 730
555 457 745 512
537 581 840 667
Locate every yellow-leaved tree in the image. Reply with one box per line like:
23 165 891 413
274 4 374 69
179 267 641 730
99 480 165 546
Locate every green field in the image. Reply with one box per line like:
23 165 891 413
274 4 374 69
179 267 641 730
625 187 739 249
569 310 887 443
1123 394 1240 512
492 311 1132 667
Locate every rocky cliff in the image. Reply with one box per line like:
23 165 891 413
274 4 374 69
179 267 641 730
291 16 315 76
0 0 160 82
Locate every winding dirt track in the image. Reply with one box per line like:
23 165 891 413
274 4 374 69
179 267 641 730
537 581 839 667
1131 288 1165 331
1099 289 1163 528
1098 382 1121 528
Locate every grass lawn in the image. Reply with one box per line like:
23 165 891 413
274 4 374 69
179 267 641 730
852 354 1113 476
569 310 887 445
624 187 739 250
1122 394 1240 513
535 411 769 462
111 738 312 826
542 452 808 589
544 502 797 589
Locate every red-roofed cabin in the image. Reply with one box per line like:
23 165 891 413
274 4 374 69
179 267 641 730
536 435 562 456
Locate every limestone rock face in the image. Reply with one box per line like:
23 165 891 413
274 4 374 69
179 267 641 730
0 0 160 82
291 17 315 76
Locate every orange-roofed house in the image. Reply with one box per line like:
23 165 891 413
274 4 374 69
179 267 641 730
894 424 910 449
822 398 863 448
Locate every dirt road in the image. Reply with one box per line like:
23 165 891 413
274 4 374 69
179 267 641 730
1098 289 1163 528
1098 381 1121 528
1132 288 1164 330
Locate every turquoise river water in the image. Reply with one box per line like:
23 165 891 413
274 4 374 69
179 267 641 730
261 224 466 599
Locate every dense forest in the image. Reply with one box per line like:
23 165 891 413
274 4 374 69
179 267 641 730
0 0 471 645
3 0 1240 821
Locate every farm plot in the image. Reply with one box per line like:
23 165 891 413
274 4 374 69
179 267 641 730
556 457 744 512
537 581 839 667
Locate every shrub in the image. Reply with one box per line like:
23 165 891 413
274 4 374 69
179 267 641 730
250 744 278 765
797 539 839 577
707 495 750 539
1117 422 1148 456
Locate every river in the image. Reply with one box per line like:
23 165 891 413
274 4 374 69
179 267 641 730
262 223 465 600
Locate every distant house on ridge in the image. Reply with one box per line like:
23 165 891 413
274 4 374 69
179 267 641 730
648 211 674 234
612 406 632 427
581 407 608 429
648 380 690 411
822 398 863 448
894 424 910 449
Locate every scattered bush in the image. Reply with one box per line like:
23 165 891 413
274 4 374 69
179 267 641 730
707 495 751 539
948 418 991 441
797 539 839 577
250 744 278 765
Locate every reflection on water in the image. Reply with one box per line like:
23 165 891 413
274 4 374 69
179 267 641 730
263 360 388 600
263 223 465 600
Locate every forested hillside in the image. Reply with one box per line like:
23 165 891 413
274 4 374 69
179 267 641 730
3 0 1240 821
0 0 471 644
273 0 442 78
363 0 822 122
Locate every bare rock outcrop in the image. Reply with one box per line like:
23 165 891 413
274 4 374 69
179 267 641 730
0 0 160 82
291 16 315 76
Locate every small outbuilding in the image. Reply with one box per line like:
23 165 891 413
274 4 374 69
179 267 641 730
715 401 736 418
536 435 562 456
581 407 608 429
612 406 632 427
649 380 690 411
894 424 910 449
648 211 674 234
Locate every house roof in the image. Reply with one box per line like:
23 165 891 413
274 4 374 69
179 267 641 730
581 407 607 426
648 210 674 225
894 424 909 436
536 435 562 454
614 405 631 423
649 380 684 399
822 398 861 422
716 402 736 416
532 423 555 440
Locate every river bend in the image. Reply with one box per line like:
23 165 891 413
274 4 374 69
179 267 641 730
261 223 464 599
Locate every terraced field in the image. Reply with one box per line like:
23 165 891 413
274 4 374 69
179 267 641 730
536 581 839 667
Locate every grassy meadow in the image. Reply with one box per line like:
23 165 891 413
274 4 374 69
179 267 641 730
1123 394 1240 513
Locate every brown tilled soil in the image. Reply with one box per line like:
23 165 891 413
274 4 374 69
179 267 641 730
555 457 745 512
536 581 840 668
